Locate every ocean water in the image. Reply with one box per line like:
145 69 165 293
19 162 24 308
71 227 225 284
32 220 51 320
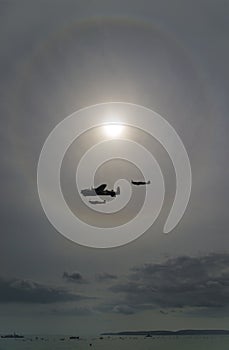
1 335 229 350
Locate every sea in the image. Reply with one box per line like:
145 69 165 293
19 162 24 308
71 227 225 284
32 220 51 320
1 335 229 350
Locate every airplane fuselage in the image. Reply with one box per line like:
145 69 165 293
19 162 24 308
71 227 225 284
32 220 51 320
81 189 116 197
81 184 119 197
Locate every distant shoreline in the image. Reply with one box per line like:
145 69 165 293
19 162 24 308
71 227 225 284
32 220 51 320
102 329 229 336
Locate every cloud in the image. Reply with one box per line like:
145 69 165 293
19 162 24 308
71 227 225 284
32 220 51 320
96 272 118 282
95 301 136 315
112 304 135 315
63 271 87 284
160 309 169 315
0 277 87 304
108 254 229 314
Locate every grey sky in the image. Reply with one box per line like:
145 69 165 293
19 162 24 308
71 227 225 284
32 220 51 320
0 0 229 335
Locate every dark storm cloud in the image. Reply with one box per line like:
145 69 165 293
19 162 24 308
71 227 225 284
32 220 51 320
108 254 229 313
0 277 86 304
62 271 87 284
96 272 118 282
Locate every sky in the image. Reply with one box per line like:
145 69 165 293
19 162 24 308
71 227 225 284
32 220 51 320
0 0 229 335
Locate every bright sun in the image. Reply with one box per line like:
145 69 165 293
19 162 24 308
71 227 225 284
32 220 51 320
103 124 124 138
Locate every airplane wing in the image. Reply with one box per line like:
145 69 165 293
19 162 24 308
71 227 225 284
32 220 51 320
95 184 107 191
131 180 138 185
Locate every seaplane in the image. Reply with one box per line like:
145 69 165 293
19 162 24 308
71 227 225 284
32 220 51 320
81 184 120 197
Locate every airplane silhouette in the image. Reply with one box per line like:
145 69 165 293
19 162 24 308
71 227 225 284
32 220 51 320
89 199 106 205
81 184 120 197
131 180 151 185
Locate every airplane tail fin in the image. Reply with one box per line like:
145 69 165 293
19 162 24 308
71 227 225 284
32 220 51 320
116 186 120 195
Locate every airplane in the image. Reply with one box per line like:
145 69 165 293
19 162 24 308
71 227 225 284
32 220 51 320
81 184 120 197
131 180 151 185
89 199 106 205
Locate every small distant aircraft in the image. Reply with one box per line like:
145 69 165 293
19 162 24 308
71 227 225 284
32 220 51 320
131 180 151 186
81 184 120 197
89 199 106 205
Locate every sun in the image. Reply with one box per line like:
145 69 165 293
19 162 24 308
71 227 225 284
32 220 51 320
103 124 124 138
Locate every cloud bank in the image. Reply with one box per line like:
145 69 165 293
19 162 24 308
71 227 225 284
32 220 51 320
107 254 229 314
0 277 86 304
